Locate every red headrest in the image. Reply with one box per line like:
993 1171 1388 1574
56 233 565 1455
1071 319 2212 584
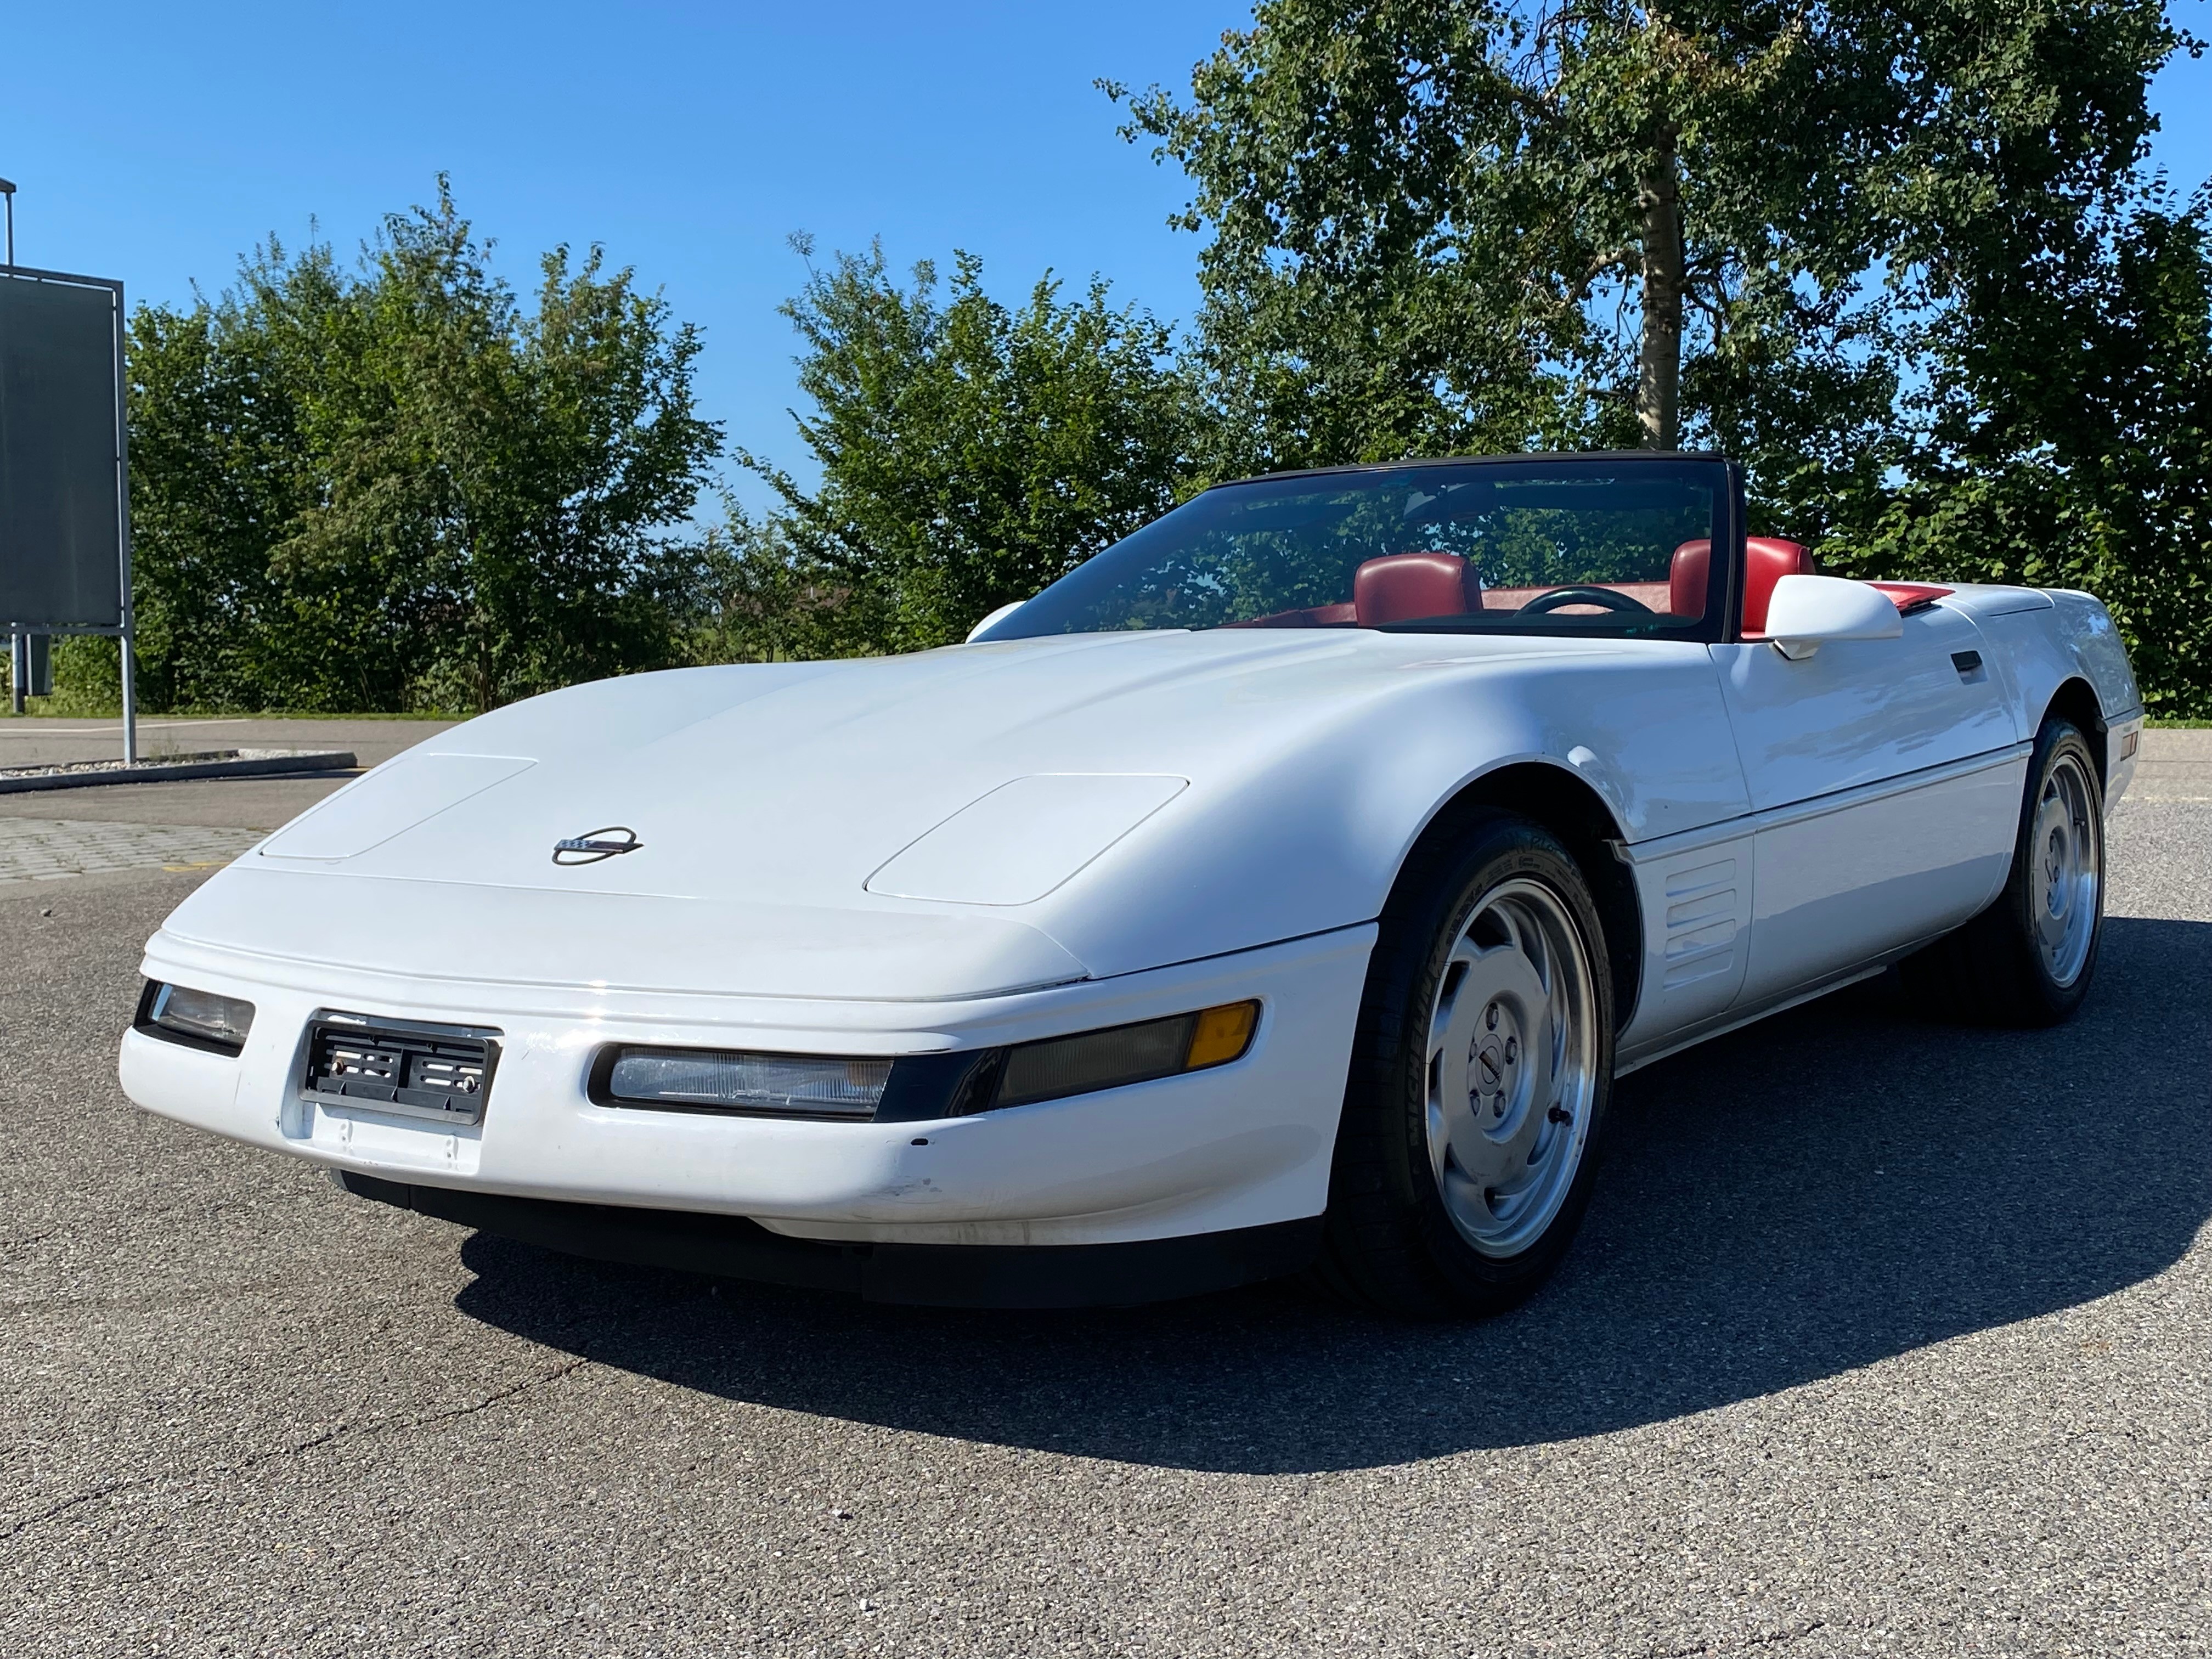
1353 553 1476 626
1668 540 1711 618
1669 537 1816 632
1741 538 1816 634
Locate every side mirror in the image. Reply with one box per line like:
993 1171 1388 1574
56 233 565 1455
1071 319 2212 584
966 600 1025 644
1763 574 1902 661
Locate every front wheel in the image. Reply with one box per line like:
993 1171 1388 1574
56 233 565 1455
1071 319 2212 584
1901 717 2105 1026
1319 812 1613 1318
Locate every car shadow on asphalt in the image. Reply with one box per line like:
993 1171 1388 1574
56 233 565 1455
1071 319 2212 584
453 915 2210 1475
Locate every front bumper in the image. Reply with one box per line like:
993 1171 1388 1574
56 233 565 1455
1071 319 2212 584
121 923 1376 1251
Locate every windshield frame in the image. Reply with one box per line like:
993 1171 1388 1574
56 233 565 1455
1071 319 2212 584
975 451 1748 647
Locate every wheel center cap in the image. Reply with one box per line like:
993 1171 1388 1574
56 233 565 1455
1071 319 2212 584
1468 1002 1522 1115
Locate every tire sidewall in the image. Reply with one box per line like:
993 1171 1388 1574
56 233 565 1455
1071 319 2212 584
1345 814 1616 1312
2006 720 2106 1020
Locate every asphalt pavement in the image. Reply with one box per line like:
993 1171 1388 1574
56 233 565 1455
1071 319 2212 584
0 737 2204 1657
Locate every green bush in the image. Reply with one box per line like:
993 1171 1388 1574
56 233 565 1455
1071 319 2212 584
126 180 720 715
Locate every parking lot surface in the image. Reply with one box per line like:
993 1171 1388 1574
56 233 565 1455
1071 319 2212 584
0 738 2204 1657
0 818 266 884
0 715 455 773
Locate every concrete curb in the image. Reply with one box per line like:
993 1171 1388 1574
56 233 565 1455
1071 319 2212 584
0 751 359 794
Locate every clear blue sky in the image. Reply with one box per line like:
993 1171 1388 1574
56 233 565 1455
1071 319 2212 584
4 1 2208 514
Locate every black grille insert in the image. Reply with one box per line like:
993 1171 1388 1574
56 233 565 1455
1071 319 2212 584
303 1013 501 1126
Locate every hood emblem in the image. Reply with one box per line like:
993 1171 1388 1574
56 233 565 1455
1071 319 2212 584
552 826 644 866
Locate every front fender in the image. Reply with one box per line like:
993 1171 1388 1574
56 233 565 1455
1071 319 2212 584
1029 647 1749 979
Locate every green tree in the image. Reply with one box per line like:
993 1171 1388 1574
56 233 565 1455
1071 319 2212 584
1829 191 2212 716
124 239 340 712
123 183 721 713
1113 0 2210 707
1110 0 1952 470
721 240 1192 656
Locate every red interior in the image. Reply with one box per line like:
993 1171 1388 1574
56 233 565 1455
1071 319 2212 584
1480 582 1674 612
1737 538 1819 633
1226 539 1950 634
1668 539 1711 618
1662 536 1822 629
1352 552 1480 626
1698 543 1951 634
1355 546 1709 623
1869 582 1954 613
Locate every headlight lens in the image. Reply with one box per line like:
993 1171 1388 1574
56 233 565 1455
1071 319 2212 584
138 981 256 1055
600 1048 892 1118
593 1000 1261 1122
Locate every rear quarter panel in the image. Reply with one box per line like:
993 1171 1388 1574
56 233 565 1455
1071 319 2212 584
1941 585 2143 805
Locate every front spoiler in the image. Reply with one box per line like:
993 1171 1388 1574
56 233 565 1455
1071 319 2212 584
338 1171 1323 1308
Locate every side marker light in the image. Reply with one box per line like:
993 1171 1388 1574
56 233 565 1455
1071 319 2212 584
994 999 1262 1109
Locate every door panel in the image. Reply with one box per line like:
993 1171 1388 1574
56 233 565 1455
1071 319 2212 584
1713 606 2021 1003
1738 756 2024 1003
1714 606 2018 811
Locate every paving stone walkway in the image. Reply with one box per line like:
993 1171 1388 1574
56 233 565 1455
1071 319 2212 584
0 818 263 884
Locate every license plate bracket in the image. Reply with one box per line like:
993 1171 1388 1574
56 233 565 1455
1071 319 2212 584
303 1012 502 1127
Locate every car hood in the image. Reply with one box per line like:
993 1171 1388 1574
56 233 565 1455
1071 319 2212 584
155 629 1715 1000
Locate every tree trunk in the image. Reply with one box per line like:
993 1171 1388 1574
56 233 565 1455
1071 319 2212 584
1637 128 1683 451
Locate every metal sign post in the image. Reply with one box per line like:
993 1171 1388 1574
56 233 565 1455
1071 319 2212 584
0 258 138 761
113 268 136 766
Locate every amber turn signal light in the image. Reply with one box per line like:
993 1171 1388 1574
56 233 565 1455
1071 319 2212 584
1186 1000 1260 1068
993 999 1263 1109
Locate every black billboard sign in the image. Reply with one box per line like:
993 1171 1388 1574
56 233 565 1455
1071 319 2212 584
0 270 127 629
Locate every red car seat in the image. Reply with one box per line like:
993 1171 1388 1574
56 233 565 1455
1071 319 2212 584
1667 537 1816 633
1741 538 1817 632
1667 540 1711 618
1353 553 1478 626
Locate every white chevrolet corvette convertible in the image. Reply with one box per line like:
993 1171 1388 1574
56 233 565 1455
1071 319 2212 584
121 453 2142 1315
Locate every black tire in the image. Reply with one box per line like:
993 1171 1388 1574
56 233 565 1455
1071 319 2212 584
1318 810 1615 1319
1899 718 2104 1027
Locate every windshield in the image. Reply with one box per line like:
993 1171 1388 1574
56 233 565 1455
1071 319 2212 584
977 456 1726 641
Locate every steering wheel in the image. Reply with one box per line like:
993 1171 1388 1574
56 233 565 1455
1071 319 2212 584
1515 585 1655 617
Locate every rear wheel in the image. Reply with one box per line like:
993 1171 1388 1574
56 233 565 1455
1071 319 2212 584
1319 812 1613 1318
1900 718 2104 1026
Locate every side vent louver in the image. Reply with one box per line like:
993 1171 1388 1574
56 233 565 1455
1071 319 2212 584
1660 859 1740 988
